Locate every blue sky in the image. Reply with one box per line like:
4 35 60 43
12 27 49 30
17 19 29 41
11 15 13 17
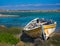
0 0 60 10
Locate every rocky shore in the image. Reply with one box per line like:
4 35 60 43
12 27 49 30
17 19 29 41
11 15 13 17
0 26 60 46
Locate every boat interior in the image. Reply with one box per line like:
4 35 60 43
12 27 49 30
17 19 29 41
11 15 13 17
24 18 55 30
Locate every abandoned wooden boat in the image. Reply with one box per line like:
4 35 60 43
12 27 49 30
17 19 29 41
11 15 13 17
23 18 56 40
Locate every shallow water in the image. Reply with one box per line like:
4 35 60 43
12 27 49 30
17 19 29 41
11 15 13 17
0 12 60 31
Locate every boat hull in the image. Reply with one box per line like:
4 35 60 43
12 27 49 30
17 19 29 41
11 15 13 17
43 24 56 40
24 24 56 39
24 27 42 38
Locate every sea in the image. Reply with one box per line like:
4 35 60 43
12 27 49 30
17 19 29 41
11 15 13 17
0 12 60 31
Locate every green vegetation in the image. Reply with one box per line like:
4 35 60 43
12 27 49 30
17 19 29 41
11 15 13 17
0 33 19 44
0 26 22 45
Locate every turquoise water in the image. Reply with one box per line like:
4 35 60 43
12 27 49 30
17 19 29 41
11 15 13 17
0 12 60 30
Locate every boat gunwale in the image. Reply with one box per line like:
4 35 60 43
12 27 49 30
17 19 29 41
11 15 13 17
23 23 56 31
23 18 56 31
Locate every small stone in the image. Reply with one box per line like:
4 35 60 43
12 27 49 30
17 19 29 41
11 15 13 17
16 41 25 46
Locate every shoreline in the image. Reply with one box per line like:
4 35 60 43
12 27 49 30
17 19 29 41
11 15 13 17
0 10 60 12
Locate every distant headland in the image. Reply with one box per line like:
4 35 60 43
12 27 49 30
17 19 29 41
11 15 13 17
0 10 60 12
